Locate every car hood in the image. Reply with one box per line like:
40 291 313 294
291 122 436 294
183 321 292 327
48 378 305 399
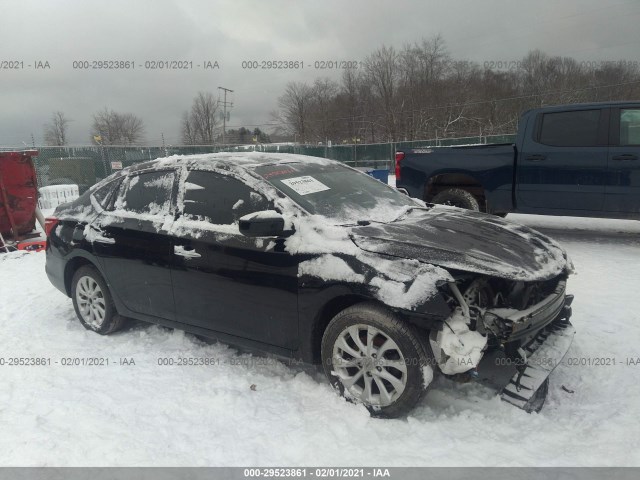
350 206 570 281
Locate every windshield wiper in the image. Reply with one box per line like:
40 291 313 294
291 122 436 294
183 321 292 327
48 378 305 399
390 206 432 223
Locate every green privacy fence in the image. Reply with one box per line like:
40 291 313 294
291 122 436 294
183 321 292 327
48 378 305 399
28 133 516 192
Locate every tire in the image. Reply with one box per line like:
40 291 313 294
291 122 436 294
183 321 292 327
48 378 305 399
71 265 125 335
321 302 435 418
431 188 480 211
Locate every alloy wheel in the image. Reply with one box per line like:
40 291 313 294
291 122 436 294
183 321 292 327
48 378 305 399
75 275 107 328
332 324 408 407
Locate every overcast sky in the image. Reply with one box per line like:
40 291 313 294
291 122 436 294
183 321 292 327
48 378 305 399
1 0 639 146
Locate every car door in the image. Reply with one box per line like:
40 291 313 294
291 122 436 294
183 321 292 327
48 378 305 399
605 106 640 214
92 168 177 321
517 108 609 212
169 169 299 349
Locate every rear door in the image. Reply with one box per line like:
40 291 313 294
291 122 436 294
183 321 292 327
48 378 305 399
92 169 177 321
605 107 640 214
517 108 609 212
169 169 299 349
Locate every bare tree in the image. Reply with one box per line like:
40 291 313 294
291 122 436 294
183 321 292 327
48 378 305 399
338 68 362 142
43 111 70 146
364 45 400 141
120 113 145 144
181 112 197 145
91 108 145 145
276 81 314 143
271 38 640 143
311 77 339 142
397 36 450 139
181 92 220 145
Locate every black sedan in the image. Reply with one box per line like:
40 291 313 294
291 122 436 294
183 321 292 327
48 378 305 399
45 153 576 417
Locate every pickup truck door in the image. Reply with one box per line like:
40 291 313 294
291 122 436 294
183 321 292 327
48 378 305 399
605 107 640 214
517 108 609 213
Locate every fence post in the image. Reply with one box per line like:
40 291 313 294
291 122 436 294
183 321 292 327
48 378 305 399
354 143 357 168
390 142 394 171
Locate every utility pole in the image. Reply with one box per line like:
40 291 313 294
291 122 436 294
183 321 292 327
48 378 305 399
218 86 233 145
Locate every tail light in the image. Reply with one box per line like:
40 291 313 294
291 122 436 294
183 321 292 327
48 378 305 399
44 216 60 237
395 151 405 181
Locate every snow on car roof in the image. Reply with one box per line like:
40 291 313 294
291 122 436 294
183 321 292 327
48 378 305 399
127 152 338 174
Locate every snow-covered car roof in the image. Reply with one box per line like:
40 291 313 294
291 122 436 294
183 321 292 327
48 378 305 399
125 152 337 175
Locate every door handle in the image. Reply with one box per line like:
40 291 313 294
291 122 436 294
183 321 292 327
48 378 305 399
174 245 201 259
612 154 638 161
525 154 546 162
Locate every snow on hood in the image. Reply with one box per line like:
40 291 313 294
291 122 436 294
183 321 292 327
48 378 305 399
351 206 572 282
288 204 571 311
291 215 452 310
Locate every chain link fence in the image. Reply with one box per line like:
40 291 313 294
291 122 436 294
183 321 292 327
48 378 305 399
26 133 515 192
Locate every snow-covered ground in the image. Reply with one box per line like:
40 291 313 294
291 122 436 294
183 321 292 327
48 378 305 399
1 182 639 466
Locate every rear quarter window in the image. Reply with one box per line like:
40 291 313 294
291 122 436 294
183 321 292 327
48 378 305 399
92 177 122 209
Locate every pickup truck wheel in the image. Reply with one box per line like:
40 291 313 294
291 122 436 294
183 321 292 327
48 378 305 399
71 265 126 335
321 302 434 418
431 188 480 211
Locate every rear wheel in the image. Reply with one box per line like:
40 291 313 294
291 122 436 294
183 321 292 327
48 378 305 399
71 265 125 335
431 188 480 211
321 302 434 418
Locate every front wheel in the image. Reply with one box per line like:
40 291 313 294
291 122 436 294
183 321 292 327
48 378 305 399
321 302 434 418
71 265 125 335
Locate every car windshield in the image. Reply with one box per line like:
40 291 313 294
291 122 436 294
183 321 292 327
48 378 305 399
254 162 419 224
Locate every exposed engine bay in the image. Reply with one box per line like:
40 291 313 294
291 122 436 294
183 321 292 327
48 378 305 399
430 274 569 377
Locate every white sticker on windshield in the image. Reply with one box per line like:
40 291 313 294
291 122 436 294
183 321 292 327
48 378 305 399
280 176 330 196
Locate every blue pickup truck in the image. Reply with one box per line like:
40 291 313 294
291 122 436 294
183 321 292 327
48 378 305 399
395 102 640 218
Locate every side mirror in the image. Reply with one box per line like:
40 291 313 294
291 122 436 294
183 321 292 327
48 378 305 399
239 210 288 237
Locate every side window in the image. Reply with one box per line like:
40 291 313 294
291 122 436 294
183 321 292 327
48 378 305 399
182 170 270 224
620 109 640 145
538 109 601 147
92 177 122 209
118 170 175 215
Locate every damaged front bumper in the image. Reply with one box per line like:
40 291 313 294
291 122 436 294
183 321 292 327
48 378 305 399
501 313 575 412
477 301 575 412
482 280 568 341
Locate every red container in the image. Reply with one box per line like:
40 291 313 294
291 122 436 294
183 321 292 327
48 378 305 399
0 150 39 237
